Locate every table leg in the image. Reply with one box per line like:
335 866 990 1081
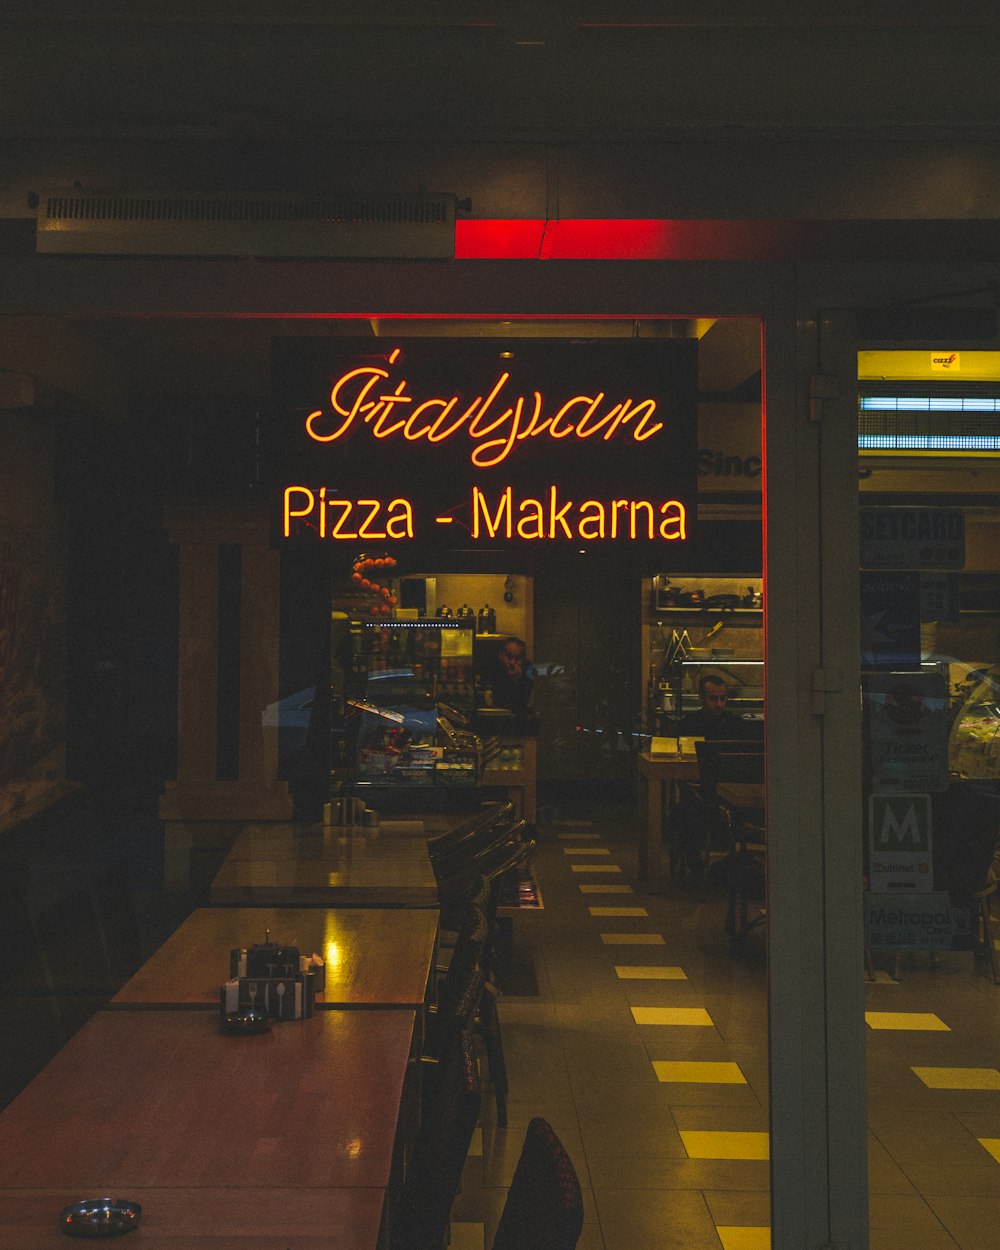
636 771 648 880
646 777 663 893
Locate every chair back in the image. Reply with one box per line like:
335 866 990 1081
427 802 515 860
392 1027 481 1250
491 1116 584 1250
695 740 765 797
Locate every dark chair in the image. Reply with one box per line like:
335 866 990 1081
431 819 527 900
392 1026 481 1250
680 740 764 893
426 802 515 862
431 843 537 1128
491 1116 584 1250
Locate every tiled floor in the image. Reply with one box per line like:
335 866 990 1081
7 791 1000 1249
451 799 1000 1250
452 802 772 1250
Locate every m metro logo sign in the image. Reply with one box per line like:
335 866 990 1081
868 793 932 892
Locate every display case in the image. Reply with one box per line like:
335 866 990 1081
335 617 497 803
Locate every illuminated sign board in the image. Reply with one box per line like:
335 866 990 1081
270 338 698 547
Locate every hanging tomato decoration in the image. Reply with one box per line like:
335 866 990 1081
351 553 398 617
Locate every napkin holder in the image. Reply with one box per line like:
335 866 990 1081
220 971 315 1021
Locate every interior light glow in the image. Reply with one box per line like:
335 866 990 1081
361 620 467 629
858 435 1000 450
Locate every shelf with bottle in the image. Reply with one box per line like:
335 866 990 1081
649 574 763 620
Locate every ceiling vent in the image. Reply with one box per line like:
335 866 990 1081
36 190 460 258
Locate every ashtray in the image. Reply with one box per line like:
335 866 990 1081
221 1009 271 1035
61 1198 141 1237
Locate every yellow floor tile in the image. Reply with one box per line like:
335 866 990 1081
653 1061 746 1084
912 1066 1000 1090
571 864 622 873
616 965 686 979
979 1138 1000 1164
632 1006 714 1026
579 884 634 893
866 970 899 985
588 906 649 917
717 1227 771 1250
562 847 611 855
601 932 665 945
448 1223 486 1250
681 1130 770 1160
865 1012 950 1031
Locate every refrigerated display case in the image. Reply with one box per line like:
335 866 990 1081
336 617 491 799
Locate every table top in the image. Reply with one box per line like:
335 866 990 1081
0 1188 384 1250
0 1009 414 1194
110 907 439 1010
637 751 700 779
716 781 766 811
210 825 439 907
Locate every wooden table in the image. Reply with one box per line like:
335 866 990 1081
635 751 700 892
0 1189 383 1250
0 1009 414 1249
210 825 439 908
110 907 439 1011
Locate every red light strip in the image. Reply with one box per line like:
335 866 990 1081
455 218 811 261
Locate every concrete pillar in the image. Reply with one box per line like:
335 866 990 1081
159 504 292 821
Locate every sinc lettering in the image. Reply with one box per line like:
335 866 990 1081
284 487 414 540
305 348 665 468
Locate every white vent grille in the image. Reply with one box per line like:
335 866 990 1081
36 190 457 258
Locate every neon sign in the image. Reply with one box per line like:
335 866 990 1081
273 336 699 546
284 485 687 543
304 347 665 468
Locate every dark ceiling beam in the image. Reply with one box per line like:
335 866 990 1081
1 1 999 26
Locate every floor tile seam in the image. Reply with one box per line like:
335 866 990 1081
528 868 637 1196
541 843 766 1178
867 1113 996 1168
538 855 703 1197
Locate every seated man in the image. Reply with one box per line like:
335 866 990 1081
678 673 751 741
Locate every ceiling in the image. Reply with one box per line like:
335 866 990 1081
2 3 996 412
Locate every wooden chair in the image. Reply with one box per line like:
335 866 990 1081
426 801 515 863
392 1026 481 1250
491 1116 584 1250
685 740 764 894
432 840 537 1128
974 872 1000 984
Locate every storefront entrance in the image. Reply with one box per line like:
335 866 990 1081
0 257 863 1248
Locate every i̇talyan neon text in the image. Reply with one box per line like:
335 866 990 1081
304 348 665 468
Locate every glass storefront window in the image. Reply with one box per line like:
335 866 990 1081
860 351 1000 1250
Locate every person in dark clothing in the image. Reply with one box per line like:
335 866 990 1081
486 637 534 711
